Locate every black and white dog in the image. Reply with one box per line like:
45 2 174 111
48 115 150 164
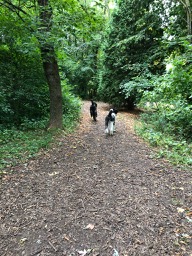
105 109 118 135
90 100 97 121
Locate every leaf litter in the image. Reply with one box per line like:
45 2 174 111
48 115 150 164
0 101 192 256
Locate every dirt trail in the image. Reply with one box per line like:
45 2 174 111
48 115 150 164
0 101 192 256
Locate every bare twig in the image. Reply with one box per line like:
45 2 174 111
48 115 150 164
48 240 57 252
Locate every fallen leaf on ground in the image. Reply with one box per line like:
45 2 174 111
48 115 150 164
77 249 92 255
19 238 28 244
48 171 59 176
177 207 185 213
84 223 95 230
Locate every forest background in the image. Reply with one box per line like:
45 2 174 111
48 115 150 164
0 0 191 170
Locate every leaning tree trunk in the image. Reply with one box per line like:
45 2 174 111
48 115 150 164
37 0 63 129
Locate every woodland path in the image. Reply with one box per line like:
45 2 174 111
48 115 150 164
0 101 192 256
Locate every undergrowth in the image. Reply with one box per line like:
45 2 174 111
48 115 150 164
0 110 81 173
135 113 192 168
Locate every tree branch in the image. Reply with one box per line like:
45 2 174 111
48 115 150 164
2 0 28 15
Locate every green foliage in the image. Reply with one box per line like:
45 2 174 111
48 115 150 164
167 49 192 103
0 0 91 129
139 41 192 139
163 0 188 37
61 80 82 129
60 58 96 99
136 119 192 167
0 128 55 170
98 0 165 108
1 0 191 169
119 76 154 108
49 0 107 100
139 99 192 141
0 47 50 127
137 40 192 166
0 96 82 171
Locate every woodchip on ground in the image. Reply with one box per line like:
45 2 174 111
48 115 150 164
0 101 192 256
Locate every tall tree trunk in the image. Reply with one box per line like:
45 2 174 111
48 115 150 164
180 0 192 37
185 0 192 36
41 46 63 129
37 0 63 129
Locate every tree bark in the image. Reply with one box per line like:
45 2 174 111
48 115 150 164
180 0 192 37
185 0 192 36
42 47 63 129
37 0 63 129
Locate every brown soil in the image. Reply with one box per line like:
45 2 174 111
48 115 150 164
0 101 192 256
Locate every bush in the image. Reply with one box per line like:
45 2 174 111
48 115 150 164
138 99 192 142
61 80 82 130
0 47 49 127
